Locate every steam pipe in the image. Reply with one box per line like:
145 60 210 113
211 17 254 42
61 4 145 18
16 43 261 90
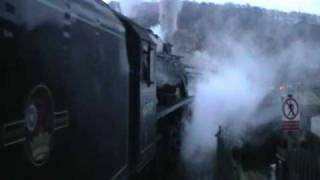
157 96 193 119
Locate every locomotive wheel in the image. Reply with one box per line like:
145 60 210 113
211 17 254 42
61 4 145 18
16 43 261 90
24 85 55 167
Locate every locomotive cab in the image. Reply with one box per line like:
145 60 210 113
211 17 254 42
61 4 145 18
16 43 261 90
117 14 159 174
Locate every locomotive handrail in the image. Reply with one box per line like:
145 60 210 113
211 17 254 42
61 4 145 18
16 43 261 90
54 110 70 131
156 96 193 119
1 111 70 147
2 120 25 147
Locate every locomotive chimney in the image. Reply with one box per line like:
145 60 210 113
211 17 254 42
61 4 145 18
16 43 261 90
163 43 172 54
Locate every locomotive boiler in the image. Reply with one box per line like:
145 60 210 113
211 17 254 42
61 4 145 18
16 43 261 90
0 0 190 179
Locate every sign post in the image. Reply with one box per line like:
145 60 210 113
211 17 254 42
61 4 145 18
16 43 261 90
282 94 300 132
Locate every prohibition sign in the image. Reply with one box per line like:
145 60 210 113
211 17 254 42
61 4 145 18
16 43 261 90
282 96 299 120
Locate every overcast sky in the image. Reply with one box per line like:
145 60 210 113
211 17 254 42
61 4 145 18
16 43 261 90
103 0 320 15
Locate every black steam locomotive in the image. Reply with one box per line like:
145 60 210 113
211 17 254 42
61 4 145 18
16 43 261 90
0 0 190 179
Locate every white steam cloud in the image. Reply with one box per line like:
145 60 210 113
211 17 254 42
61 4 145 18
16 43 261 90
182 43 275 174
151 24 164 40
117 0 144 17
181 29 320 178
149 0 183 42
107 0 183 42
159 0 183 42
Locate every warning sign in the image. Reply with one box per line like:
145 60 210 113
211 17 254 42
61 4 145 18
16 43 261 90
282 94 300 131
282 95 299 120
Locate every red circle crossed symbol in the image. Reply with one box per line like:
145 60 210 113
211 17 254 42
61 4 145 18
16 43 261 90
282 97 299 120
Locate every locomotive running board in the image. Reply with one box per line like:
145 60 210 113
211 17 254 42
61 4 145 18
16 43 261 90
156 97 193 119
1 111 70 148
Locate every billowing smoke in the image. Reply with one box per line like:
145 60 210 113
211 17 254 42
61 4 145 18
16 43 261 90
182 41 276 178
110 0 182 42
116 0 144 17
130 1 320 177
152 0 182 42
151 24 164 40
160 0 182 42
180 9 320 178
